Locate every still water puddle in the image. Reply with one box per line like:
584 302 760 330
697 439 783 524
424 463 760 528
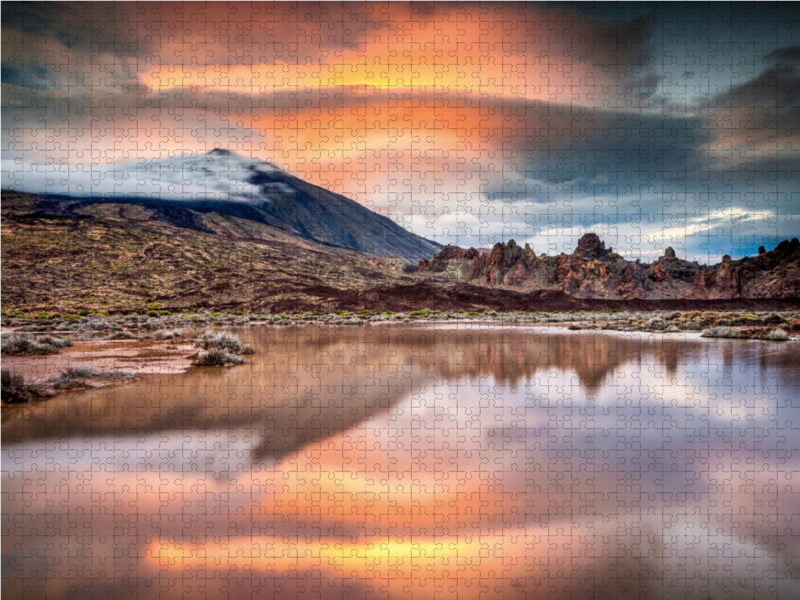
3 323 800 599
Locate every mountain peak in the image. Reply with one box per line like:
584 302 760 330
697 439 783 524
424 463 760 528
575 233 610 258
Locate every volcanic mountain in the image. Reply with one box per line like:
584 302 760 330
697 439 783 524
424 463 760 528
1 149 441 263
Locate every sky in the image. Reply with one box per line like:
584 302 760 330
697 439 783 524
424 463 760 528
2 1 799 262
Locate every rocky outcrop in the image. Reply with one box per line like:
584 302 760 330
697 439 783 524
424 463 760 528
417 234 800 300
468 240 540 287
691 238 800 299
574 232 613 258
417 245 481 272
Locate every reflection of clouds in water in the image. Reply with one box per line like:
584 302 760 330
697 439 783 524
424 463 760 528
3 324 800 600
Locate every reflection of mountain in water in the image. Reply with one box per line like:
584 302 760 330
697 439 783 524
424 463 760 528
4 325 799 460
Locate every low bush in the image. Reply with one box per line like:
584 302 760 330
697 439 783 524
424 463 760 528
53 368 100 389
1 333 73 355
1 369 43 403
192 348 244 366
701 326 791 341
200 331 242 352
53 368 135 389
156 329 182 340
700 327 747 339
765 328 790 341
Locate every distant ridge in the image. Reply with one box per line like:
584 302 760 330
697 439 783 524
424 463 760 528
418 233 800 300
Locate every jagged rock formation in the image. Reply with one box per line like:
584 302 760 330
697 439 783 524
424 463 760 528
417 245 482 272
418 234 800 299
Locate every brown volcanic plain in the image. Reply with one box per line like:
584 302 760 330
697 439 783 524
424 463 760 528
3 190 800 315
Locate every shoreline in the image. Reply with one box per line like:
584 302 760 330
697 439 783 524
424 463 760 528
2 309 797 405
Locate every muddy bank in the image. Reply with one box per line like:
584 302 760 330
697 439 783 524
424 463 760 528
0 327 257 403
286 283 800 313
2 338 197 384
1 337 199 403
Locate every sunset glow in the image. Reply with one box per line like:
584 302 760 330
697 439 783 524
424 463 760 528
4 2 799 260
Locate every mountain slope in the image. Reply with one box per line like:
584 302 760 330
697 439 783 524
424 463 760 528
418 234 800 300
0 190 421 314
1 150 441 263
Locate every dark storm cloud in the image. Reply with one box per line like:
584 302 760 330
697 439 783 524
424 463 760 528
1 2 144 53
709 44 800 147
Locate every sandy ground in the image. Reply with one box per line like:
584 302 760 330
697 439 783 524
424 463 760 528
1 338 198 387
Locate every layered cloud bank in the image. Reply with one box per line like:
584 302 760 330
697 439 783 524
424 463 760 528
2 150 274 200
2 2 799 262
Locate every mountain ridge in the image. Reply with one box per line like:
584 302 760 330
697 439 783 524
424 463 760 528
418 233 800 300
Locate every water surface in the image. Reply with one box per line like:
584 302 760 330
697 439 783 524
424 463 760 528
4 323 800 599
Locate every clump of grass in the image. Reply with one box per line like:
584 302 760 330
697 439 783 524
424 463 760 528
52 368 135 389
53 368 100 390
38 335 72 348
700 327 748 339
192 348 244 366
1 369 47 403
644 318 667 329
156 329 183 340
200 331 242 352
701 326 791 341
1 333 73 355
764 327 790 341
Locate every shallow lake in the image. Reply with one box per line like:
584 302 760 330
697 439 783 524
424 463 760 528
4 323 800 599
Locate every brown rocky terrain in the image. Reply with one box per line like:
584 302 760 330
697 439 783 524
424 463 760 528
3 190 800 315
418 233 800 300
0 190 422 315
